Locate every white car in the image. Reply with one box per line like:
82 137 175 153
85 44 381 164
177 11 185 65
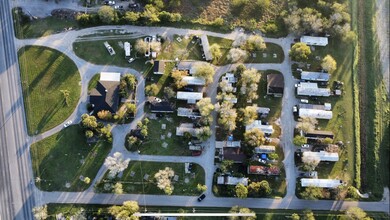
300 99 309 103
128 58 135 63
154 97 162 103
302 144 310 148
63 120 73 128
293 105 298 113
109 1 116 5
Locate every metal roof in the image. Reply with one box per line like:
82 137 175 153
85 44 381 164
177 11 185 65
301 71 330 82
245 120 274 134
299 108 333 119
100 72 121 82
300 36 328 46
303 151 339 162
182 76 206 85
296 82 331 97
201 34 212 61
176 92 203 101
301 178 343 188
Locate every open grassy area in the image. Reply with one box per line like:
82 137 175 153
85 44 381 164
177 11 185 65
18 46 81 135
46 203 390 220
157 35 203 61
73 39 152 72
87 73 100 92
31 125 112 191
146 62 175 97
12 8 78 39
95 161 205 196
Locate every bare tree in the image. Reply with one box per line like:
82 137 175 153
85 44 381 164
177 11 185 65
296 117 318 133
104 152 130 178
154 167 175 195
32 205 48 220
227 48 248 63
302 153 320 171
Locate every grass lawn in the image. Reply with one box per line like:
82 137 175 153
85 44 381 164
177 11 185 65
73 39 152 73
157 34 203 61
88 74 100 92
18 46 81 135
95 161 205 196
146 62 175 97
207 36 284 65
136 115 193 156
12 8 78 39
30 125 112 191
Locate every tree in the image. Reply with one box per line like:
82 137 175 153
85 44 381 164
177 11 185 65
134 39 149 54
70 208 87 220
99 124 112 142
60 89 71 106
124 11 140 23
113 182 124 194
150 41 162 53
85 130 94 138
345 207 372 220
81 114 98 129
154 167 175 195
197 184 207 192
300 186 323 200
239 68 261 101
219 80 235 93
241 35 266 51
109 201 139 220
220 159 234 173
296 117 318 133
141 4 160 23
227 48 248 63
321 55 337 74
235 183 248 199
248 180 271 197
239 106 258 125
291 213 300 220
145 84 159 96
231 0 249 9
171 70 188 89
229 206 256 220
97 110 113 120
197 98 214 115
164 87 176 99
302 210 316 220
126 103 137 115
217 101 237 131
302 153 320 171
293 135 307 146
289 42 311 62
195 126 212 141
98 6 115 24
256 0 270 10
322 137 333 144
210 43 222 61
32 205 48 220
83 177 91 184
244 128 265 147
104 152 130 178
193 63 215 84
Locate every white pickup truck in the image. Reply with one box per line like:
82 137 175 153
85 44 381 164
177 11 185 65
104 41 115 56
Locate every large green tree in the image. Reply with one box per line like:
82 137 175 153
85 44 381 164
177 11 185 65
194 63 215 84
289 42 311 62
98 6 116 24
109 201 139 220
321 55 337 74
235 183 248 199
229 206 256 220
244 128 265 147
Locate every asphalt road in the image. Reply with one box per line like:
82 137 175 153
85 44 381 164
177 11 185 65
0 1 35 219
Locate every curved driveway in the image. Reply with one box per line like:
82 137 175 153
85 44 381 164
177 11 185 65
16 24 389 214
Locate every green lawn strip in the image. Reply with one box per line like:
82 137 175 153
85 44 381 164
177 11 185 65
12 8 79 39
73 39 151 72
96 161 205 196
303 39 355 184
158 34 203 61
31 125 112 191
138 115 193 156
18 46 81 135
46 203 390 220
146 62 175 97
88 74 100 92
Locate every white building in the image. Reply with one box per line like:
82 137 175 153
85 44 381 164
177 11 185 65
257 107 270 114
245 120 274 134
176 123 196 136
217 176 248 186
303 151 339 162
182 76 206 86
124 42 131 57
301 178 343 188
299 108 333 120
100 72 121 82
296 82 331 97
176 92 203 104
301 71 330 82
222 73 237 83
177 107 201 118
215 141 241 149
200 34 212 61
300 36 328 46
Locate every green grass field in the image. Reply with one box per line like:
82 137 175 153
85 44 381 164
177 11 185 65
95 161 205 196
12 8 78 39
73 39 152 73
158 34 203 61
88 74 100 92
18 46 81 135
31 125 112 191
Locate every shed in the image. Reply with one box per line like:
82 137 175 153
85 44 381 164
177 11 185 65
200 34 212 61
124 42 131 57
153 60 165 75
296 82 331 97
300 36 329 46
176 92 203 104
301 71 330 82
267 74 284 95
303 151 339 162
257 107 271 114
245 120 274 134
301 178 343 188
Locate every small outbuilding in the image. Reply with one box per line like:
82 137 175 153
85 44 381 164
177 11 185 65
267 74 284 95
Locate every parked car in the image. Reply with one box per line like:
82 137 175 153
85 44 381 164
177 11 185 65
302 144 310 148
258 159 267 164
293 105 298 113
197 194 206 202
300 99 309 103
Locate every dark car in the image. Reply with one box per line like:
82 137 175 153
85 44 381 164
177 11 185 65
197 194 206 202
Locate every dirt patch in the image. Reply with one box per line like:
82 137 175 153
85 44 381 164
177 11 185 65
375 0 390 95
51 9 79 20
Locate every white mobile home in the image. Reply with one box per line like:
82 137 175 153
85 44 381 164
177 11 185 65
300 36 328 46
301 178 343 188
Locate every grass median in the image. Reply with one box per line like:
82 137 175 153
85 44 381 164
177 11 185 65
31 125 112 191
18 46 81 135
